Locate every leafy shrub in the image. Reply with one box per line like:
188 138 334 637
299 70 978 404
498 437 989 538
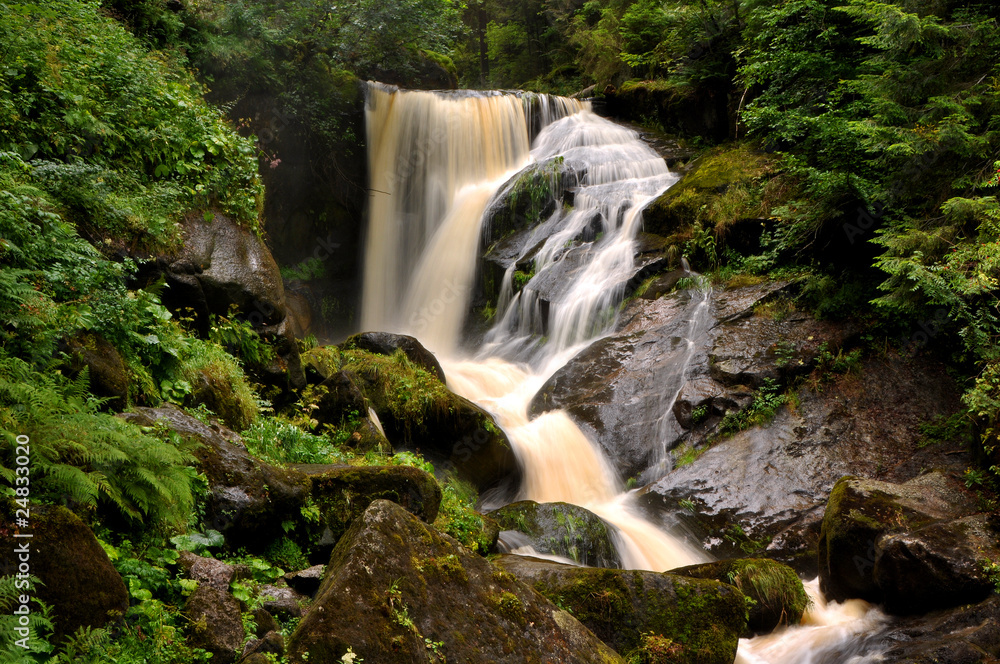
0 0 263 238
241 416 344 465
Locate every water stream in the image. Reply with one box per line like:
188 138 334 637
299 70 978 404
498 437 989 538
360 83 883 661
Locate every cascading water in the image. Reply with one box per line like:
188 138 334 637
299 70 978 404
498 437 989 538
360 82 884 661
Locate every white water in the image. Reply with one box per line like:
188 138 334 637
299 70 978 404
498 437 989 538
360 83 886 662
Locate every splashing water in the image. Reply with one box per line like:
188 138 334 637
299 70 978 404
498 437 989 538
360 83 888 661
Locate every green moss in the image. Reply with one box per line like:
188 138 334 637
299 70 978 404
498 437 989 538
642 145 777 238
494 591 526 626
522 566 744 661
338 348 452 434
180 337 257 431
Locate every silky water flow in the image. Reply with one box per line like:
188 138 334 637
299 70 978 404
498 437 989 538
360 82 886 662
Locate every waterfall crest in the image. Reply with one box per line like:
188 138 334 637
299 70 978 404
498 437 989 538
361 83 581 353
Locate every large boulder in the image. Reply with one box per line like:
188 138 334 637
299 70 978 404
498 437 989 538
672 558 808 635
817 472 979 606
496 555 747 664
166 212 286 327
61 333 129 410
342 331 446 382
286 500 623 664
121 406 310 550
148 211 304 392
639 333 967 575
875 514 999 615
293 464 442 551
326 347 520 495
490 500 623 568
0 502 129 643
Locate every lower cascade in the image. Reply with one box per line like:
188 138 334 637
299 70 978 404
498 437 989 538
360 83 884 661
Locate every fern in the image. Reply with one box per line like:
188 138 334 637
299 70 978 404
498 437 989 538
0 351 197 527
0 575 56 662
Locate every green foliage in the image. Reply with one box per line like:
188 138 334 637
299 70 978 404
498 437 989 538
0 575 56 661
0 351 197 527
241 416 345 465
281 256 328 282
917 411 973 449
717 378 787 438
0 1 263 237
434 476 493 553
208 309 276 367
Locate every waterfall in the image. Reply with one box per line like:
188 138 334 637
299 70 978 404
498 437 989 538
361 83 581 354
360 83 883 661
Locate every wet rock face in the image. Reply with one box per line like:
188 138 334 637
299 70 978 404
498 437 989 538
817 473 994 613
638 349 967 576
529 291 711 483
495 555 747 664
121 406 310 551
528 281 840 484
0 501 129 643
489 500 623 568
286 500 623 664
875 594 1000 664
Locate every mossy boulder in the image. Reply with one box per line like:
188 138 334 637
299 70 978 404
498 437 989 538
318 346 519 492
343 331 446 382
496 555 747 663
672 558 808 635
641 146 773 239
0 501 128 643
121 405 310 550
818 472 975 605
285 500 623 664
294 464 442 549
184 583 245 664
490 500 623 568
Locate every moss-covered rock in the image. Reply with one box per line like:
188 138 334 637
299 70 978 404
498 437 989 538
318 346 520 492
496 555 747 663
490 500 623 568
817 472 974 604
343 331 445 382
0 501 128 643
121 405 310 551
673 558 808 635
286 500 623 664
641 146 774 239
295 464 442 549
184 584 244 664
